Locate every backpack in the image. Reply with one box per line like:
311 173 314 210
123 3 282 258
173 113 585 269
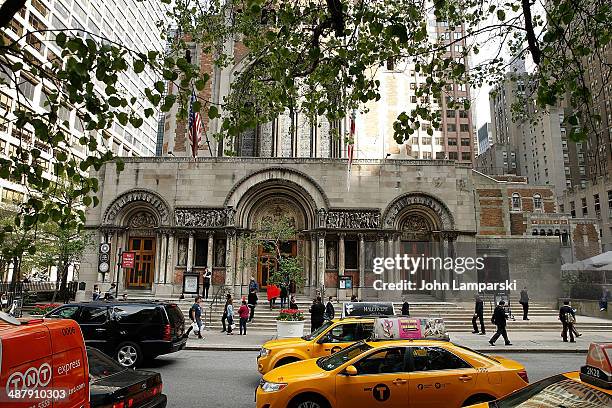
564 312 575 324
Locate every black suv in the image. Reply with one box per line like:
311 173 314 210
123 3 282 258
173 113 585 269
46 301 186 367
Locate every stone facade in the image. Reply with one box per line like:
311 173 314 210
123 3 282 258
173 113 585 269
80 158 602 303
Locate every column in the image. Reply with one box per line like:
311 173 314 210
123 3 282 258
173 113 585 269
116 229 125 290
207 231 214 269
358 233 365 297
394 233 401 282
186 231 194 273
225 230 236 289
158 231 167 284
310 234 317 291
164 233 174 284
338 233 345 276
386 234 395 284
155 232 163 283
317 232 326 295
234 232 243 295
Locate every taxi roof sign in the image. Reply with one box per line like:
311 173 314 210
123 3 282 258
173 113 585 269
580 342 612 390
372 317 449 341
341 302 395 318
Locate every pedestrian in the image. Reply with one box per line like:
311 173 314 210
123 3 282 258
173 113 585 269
570 304 582 338
289 295 298 310
0 293 8 311
221 293 231 332
289 280 297 297
325 296 335 320
104 284 116 300
186 296 204 339
238 300 249 335
92 286 101 301
248 276 259 293
202 267 212 300
519 287 529 320
600 288 609 312
350 295 358 302
280 283 289 309
267 284 280 310
225 297 234 335
401 299 410 316
309 296 326 332
472 293 485 335
559 300 576 343
489 300 512 346
247 288 258 322
121 293 128 301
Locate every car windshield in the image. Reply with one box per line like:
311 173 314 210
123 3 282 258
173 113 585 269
316 341 372 371
495 374 612 408
301 320 333 341
87 347 126 380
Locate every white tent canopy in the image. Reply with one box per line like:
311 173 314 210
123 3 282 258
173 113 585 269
562 251 612 271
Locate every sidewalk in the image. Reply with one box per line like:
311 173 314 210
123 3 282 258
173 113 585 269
185 328 611 353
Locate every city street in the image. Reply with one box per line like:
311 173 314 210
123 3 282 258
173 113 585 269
143 350 587 408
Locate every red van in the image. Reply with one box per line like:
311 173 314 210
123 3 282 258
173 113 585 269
0 312 89 408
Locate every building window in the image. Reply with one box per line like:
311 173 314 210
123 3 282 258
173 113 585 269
533 194 543 211
460 138 470 146
581 197 588 216
594 194 600 215
446 110 455 118
511 193 521 211
570 201 576 217
459 124 470 132
447 124 457 132
461 152 471 161
608 190 612 214
448 152 458 160
447 138 457 146
1 188 24 204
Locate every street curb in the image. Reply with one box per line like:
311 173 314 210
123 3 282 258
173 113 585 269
184 345 589 354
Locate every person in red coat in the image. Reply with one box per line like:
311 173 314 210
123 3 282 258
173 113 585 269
267 284 280 310
238 300 250 335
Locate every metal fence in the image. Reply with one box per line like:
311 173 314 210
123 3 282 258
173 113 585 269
0 281 79 316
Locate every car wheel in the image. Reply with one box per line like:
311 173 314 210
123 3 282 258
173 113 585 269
462 394 496 406
116 342 142 367
275 357 300 368
289 394 330 408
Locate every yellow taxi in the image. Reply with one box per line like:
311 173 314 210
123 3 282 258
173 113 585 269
465 342 612 408
256 318 529 408
258 302 395 375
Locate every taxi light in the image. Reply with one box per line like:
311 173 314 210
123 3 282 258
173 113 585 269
517 370 529 383
580 342 612 389
162 324 171 341
112 402 124 408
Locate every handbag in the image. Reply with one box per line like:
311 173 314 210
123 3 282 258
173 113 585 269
191 321 200 331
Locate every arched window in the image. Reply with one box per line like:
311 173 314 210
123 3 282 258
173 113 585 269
554 229 560 236
533 194 543 211
539 229 546 236
511 193 522 211
532 229 539 235
547 229 553 236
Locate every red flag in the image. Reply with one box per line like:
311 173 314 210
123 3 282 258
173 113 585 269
188 89 202 158
347 114 355 191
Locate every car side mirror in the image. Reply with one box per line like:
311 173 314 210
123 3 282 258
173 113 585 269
345 365 358 376
317 335 330 344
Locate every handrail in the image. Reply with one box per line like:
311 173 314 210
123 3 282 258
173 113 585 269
206 284 228 326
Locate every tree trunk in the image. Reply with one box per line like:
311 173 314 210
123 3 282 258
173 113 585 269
51 259 69 303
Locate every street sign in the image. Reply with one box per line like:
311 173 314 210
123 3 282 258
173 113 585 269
339 276 352 289
121 252 135 268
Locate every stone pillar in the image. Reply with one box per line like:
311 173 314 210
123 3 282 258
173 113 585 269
155 232 163 284
317 232 326 295
358 233 365 298
338 233 345 276
225 230 236 289
165 233 174 284
116 229 126 291
234 232 243 295
386 234 395 283
394 234 401 282
158 231 167 284
310 234 317 293
186 231 195 273
207 231 214 269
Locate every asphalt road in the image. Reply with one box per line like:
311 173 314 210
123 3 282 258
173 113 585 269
142 351 587 408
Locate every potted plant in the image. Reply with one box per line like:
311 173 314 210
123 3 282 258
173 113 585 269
31 303 61 316
276 308 305 338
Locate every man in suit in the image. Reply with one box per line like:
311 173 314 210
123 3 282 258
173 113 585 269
559 300 576 343
472 294 485 335
489 300 512 346
519 287 529 320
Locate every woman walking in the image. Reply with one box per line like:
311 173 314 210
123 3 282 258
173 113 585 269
238 300 250 335
225 296 235 335
221 293 231 332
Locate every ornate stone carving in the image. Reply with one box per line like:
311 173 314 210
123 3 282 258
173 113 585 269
326 242 337 269
174 207 235 228
103 189 170 225
128 212 157 228
402 215 430 232
383 193 454 230
323 209 380 229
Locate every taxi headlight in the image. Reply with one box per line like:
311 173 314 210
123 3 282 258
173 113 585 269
261 381 288 393
259 348 270 358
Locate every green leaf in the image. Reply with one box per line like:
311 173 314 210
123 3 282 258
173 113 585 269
133 59 145 74
497 10 506 21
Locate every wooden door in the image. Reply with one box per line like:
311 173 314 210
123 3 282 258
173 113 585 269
126 237 155 289
400 241 432 294
257 241 297 288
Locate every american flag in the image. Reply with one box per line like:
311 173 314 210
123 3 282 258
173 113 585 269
188 89 202 158
346 113 355 191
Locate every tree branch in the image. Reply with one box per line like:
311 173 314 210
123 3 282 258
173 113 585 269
0 0 27 29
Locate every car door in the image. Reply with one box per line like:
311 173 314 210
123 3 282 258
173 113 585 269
77 305 112 352
47 304 81 320
407 346 477 408
312 323 372 357
336 346 410 408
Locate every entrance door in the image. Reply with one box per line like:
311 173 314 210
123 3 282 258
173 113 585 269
400 241 432 294
257 241 296 288
126 238 155 289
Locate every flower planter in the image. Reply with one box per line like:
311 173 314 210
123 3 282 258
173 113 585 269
276 320 305 338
